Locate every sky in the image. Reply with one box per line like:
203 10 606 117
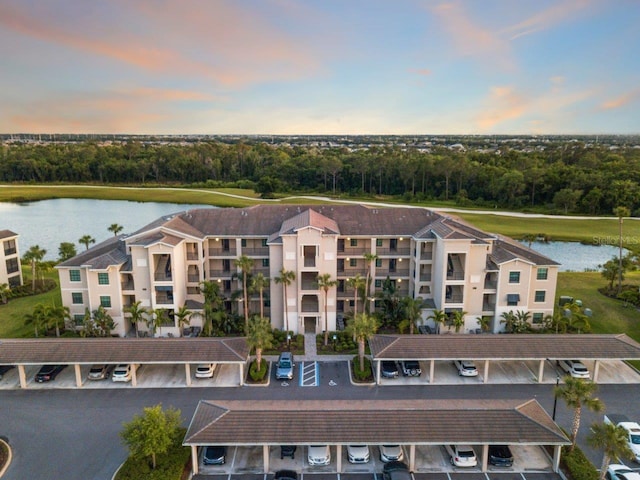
0 0 638 135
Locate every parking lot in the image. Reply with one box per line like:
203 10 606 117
194 473 562 480
195 444 554 477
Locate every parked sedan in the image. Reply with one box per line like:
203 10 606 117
401 360 422 377
280 445 297 459
558 359 590 379
382 461 411 480
195 363 216 379
87 364 113 381
307 445 331 466
454 360 478 377
488 445 513 467
347 445 370 463
274 470 298 480
380 445 404 463
111 364 133 382
0 365 15 379
35 365 67 382
607 463 640 480
444 444 477 467
203 445 226 465
381 361 399 379
276 352 295 380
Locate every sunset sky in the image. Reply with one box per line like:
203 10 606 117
0 0 638 135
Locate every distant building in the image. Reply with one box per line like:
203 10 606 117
0 230 23 288
56 205 558 337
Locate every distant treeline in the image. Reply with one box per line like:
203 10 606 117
1 140 639 215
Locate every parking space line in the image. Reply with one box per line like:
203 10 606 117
300 361 318 386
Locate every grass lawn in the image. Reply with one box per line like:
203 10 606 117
0 271 62 338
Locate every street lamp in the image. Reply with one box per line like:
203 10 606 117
552 374 560 421
287 334 291 351
332 334 337 351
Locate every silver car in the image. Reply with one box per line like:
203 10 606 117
276 352 295 380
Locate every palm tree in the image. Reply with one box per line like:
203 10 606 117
0 283 9 304
555 376 604 451
347 313 379 372
24 303 48 337
614 206 630 295
235 255 254 333
274 268 295 332
513 310 532 333
363 253 378 313
428 309 447 334
316 273 337 346
124 301 148 338
78 235 95 251
108 223 123 236
58 242 77 262
251 273 269 320
150 308 169 337
500 310 517 333
46 304 70 337
451 310 467 333
587 421 634 480
475 316 490 333
22 244 46 291
92 305 116 337
402 297 425 334
347 273 366 318
175 304 192 335
246 316 274 371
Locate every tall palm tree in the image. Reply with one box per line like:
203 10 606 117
587 421 634 480
347 273 365 318
451 310 467 333
274 268 295 332
22 244 46 291
150 308 169 337
78 235 95 251
316 273 337 346
402 297 425 334
363 253 378 313
124 301 148 338
58 242 77 262
347 313 379 372
500 310 517 333
24 303 48 337
555 376 604 451
251 273 269 320
428 309 447 334
108 223 124 236
46 304 70 337
246 316 274 371
234 255 254 333
175 304 192 335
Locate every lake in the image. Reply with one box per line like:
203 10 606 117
0 198 213 260
521 240 627 272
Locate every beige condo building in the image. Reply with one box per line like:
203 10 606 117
0 230 23 289
56 205 558 337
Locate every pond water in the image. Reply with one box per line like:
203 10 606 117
520 240 627 272
0 198 214 260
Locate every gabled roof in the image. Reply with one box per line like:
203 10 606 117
491 236 561 266
279 209 340 235
0 229 18 240
368 333 640 360
56 235 127 268
183 398 569 446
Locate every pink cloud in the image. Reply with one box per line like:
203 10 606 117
409 68 432 76
600 88 640 110
502 0 593 40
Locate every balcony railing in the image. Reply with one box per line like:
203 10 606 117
337 247 369 256
186 252 199 260
484 280 497 289
154 272 172 281
419 273 432 282
446 271 465 280
420 251 433 261
301 304 319 313
483 302 496 311
208 248 237 257
445 294 464 303
187 274 200 283
155 294 174 305
242 247 269 256
337 268 367 277
121 280 135 291
377 248 411 256
209 269 233 278
376 268 410 277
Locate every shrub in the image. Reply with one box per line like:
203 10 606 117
561 445 598 480
249 359 268 382
351 355 373 382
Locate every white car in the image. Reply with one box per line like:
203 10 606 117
347 445 370 463
558 359 590 379
111 364 132 382
307 445 331 466
380 445 404 463
444 444 477 467
454 360 478 377
607 464 640 480
195 363 216 379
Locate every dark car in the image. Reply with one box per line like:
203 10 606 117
35 365 67 382
382 461 411 480
274 470 298 480
401 360 422 377
381 361 399 378
203 445 226 465
0 365 15 379
488 445 513 467
280 445 297 459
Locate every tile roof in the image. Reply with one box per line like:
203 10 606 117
183 398 569 446
491 236 561 266
369 334 640 360
279 209 340 235
0 229 18 239
56 236 126 268
0 337 249 364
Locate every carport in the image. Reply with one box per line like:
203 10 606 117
183 398 569 476
0 337 249 388
369 333 640 384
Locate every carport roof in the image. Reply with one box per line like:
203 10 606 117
183 399 569 446
0 337 249 365
369 333 640 361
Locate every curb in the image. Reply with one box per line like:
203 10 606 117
347 356 376 387
0 438 12 478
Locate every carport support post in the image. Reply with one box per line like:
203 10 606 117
481 444 488 472
184 364 191 387
553 444 561 472
74 364 83 388
593 359 600 382
336 445 342 473
191 445 199 475
18 365 27 389
263 445 269 473
483 360 489 383
538 359 545 383
131 364 137 387
409 444 416 472
429 359 435 384
239 363 245 386
376 360 381 385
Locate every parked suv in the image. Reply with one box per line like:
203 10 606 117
276 352 295 380
454 360 478 377
112 364 133 382
488 445 513 467
382 461 411 480
401 360 421 377
35 365 66 382
558 359 590 379
444 444 477 467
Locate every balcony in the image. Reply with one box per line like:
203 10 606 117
242 247 269 256
337 268 367 277
121 280 135 291
376 268 410 277
187 274 200 283
337 247 368 256
420 250 433 261
419 272 432 282
484 280 497 289
482 301 496 312
446 270 465 281
445 294 464 304
155 293 174 305
186 252 199 261
209 269 233 278
301 295 319 313
377 247 411 256
154 272 172 281
208 248 237 257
